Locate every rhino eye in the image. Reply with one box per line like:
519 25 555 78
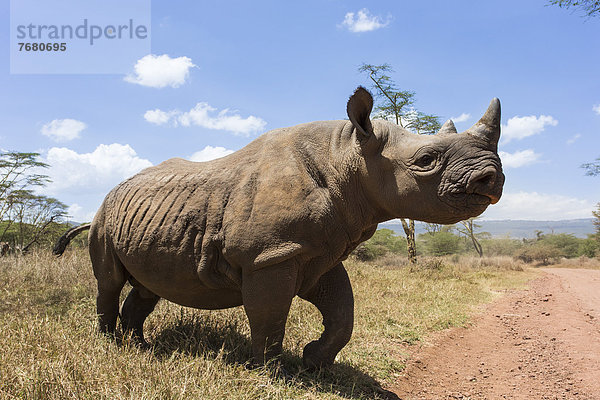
416 154 435 168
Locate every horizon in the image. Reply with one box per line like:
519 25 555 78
2 1 599 223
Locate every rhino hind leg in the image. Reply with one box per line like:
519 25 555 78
93 255 128 337
299 263 354 369
120 284 160 346
242 262 298 366
96 286 124 336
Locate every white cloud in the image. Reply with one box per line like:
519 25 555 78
144 103 266 136
189 146 235 162
178 103 266 134
41 143 152 196
498 149 541 168
124 54 195 88
41 119 86 142
143 109 176 125
567 133 581 145
481 191 595 220
450 113 471 123
67 203 96 223
593 104 600 115
500 115 557 144
341 8 390 32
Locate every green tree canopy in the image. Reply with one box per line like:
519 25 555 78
582 157 600 176
548 0 600 17
0 151 68 252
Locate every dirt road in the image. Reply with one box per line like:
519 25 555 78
391 268 600 399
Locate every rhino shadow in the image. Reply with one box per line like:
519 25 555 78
148 314 399 400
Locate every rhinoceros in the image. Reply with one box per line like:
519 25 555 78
55 87 504 368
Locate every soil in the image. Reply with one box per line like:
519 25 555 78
390 268 600 400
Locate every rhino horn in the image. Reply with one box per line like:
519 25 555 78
437 119 457 136
466 98 501 148
347 86 374 138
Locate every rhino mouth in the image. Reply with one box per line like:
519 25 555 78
484 193 500 204
470 193 493 206
432 193 492 224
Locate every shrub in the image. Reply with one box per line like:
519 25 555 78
420 231 461 256
537 233 582 258
352 228 406 261
578 237 599 258
480 237 523 257
515 242 563 265
417 257 444 270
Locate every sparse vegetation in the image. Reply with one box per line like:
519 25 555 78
0 151 70 254
514 232 599 265
353 229 406 261
0 249 534 399
354 225 598 267
515 242 563 265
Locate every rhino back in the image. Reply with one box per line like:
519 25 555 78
95 120 360 297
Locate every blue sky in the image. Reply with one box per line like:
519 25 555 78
1 0 599 222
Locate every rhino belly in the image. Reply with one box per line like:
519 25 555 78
121 255 243 310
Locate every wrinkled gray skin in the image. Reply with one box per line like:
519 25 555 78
80 87 504 368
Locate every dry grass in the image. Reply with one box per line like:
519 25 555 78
546 255 600 270
0 249 535 399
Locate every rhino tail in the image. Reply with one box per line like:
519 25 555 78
53 223 92 256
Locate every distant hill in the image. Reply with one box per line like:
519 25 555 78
379 219 596 239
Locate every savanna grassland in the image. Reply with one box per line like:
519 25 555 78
0 249 536 400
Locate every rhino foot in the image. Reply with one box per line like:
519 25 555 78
302 340 335 369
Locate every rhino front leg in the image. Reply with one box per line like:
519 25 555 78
299 262 354 368
242 262 298 365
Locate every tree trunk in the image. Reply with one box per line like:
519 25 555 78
21 216 55 254
460 219 483 258
471 234 483 257
401 218 417 264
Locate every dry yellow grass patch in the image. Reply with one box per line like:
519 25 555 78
0 249 535 399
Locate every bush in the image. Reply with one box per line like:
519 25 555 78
417 257 444 270
515 242 563 265
420 231 461 256
578 237 599 258
537 233 582 258
480 237 523 257
352 229 406 261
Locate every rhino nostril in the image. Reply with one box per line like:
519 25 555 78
477 171 495 186
467 167 497 193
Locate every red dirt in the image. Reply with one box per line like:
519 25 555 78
390 268 600 399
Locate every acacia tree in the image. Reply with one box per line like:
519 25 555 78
423 223 454 235
7 190 67 252
423 223 443 235
548 0 600 17
359 63 441 263
1 152 49 222
0 151 67 252
593 203 600 244
582 157 600 176
456 218 485 257
403 109 442 135
581 156 600 247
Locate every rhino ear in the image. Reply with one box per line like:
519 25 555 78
347 86 374 138
466 98 501 149
438 119 457 136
